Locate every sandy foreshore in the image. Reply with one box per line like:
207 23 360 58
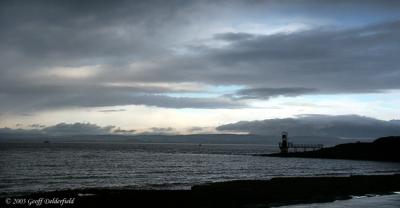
1 174 399 208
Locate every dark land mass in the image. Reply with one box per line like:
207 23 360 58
265 136 400 162
2 174 400 208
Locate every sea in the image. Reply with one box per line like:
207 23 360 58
1 141 400 207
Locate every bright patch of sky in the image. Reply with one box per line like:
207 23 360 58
3 90 398 132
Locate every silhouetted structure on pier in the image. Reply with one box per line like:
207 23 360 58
279 132 323 154
279 132 289 154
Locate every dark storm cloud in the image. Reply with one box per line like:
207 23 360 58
0 78 243 112
1 0 400 112
0 85 244 112
0 0 247 111
206 21 400 92
217 115 400 138
227 87 318 100
107 20 400 93
0 0 181 62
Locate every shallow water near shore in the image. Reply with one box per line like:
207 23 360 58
277 193 400 208
1 142 400 197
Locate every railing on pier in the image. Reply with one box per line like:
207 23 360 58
279 142 323 152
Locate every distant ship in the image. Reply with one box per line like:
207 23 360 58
43 140 50 144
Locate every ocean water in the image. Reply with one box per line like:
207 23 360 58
1 142 400 197
278 193 400 208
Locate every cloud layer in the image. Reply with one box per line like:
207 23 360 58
217 115 400 138
1 1 400 113
0 122 131 135
226 87 318 100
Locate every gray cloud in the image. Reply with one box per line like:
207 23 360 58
0 122 136 135
98 109 127 113
186 126 216 134
213 32 255 42
205 21 400 92
0 92 244 112
227 87 317 100
217 114 400 138
0 82 244 112
103 20 400 94
42 123 116 135
0 127 43 135
29 124 47 128
113 127 136 134
142 127 177 135
1 1 400 112
187 126 207 133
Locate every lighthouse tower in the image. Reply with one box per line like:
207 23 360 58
279 131 289 154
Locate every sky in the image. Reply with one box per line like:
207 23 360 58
1 0 400 136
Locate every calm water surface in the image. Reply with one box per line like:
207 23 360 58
1 142 400 197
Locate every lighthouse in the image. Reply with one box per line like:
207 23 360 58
277 132 323 154
279 131 289 154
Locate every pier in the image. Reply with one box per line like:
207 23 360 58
279 132 323 153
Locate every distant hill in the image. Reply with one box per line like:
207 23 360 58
0 133 363 145
268 136 400 162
